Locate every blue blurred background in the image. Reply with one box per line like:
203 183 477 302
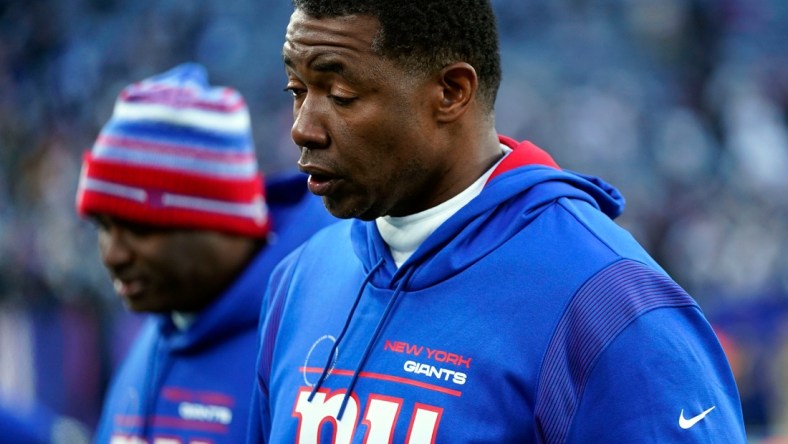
0 0 786 441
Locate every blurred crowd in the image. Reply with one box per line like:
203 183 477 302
0 0 786 441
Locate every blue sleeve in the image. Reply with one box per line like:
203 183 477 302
533 260 746 443
566 306 746 442
247 245 304 444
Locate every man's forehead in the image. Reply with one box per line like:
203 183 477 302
284 9 379 59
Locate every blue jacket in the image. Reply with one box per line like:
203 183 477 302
250 138 746 443
93 173 337 443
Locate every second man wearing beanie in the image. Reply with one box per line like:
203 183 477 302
77 63 336 443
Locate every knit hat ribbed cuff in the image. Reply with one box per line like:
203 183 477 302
77 154 269 237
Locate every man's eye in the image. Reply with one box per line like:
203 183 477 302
124 222 159 237
284 87 305 98
89 216 110 231
330 95 356 106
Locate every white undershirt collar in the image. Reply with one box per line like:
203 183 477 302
376 144 511 268
172 311 197 330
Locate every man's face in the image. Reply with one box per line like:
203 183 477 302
283 10 446 220
94 215 246 313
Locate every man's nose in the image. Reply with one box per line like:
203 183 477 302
99 227 134 269
291 94 330 150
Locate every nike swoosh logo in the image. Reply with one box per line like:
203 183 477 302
679 406 716 429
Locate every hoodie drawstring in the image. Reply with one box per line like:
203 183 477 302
336 266 414 420
308 258 385 402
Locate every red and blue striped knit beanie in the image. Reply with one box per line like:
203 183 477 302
76 63 269 238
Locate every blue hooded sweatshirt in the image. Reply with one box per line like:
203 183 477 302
250 137 746 443
93 172 337 443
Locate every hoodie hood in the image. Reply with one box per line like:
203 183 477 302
351 137 625 291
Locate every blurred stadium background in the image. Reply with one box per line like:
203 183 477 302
0 0 786 441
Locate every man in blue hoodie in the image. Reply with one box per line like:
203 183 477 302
249 1 747 442
75 63 336 443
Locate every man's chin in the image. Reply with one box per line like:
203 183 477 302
123 298 167 314
322 196 380 221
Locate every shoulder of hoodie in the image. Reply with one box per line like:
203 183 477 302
481 164 657 272
267 219 355 282
553 195 660 268
261 219 355 322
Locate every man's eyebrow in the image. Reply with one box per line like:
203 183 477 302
282 51 346 74
311 59 345 75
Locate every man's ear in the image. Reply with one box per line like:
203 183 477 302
435 62 478 124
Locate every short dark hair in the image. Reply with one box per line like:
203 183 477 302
292 0 502 111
